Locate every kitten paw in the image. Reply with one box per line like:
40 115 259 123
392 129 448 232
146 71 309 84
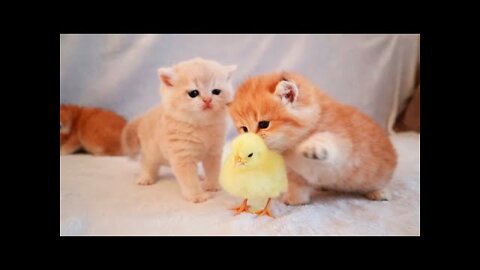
296 133 343 162
281 192 311 206
300 144 328 160
183 191 213 203
365 189 390 201
60 148 73 155
202 180 221 192
136 175 155 185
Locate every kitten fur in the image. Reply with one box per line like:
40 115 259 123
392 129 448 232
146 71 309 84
228 72 397 204
60 104 127 156
122 57 236 203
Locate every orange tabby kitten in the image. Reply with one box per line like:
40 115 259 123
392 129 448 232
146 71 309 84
228 72 397 205
122 58 236 203
60 104 127 156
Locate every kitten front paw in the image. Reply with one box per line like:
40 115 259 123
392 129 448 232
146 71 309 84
365 189 390 201
299 142 328 160
281 191 311 206
183 191 213 203
202 180 221 192
136 175 155 185
60 148 72 156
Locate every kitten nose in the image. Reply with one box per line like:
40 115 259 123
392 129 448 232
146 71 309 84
202 98 212 104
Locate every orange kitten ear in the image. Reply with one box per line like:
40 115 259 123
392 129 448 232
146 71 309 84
280 71 290 81
274 79 299 106
224 65 237 80
157 67 175 87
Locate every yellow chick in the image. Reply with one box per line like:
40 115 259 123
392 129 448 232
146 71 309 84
220 133 288 218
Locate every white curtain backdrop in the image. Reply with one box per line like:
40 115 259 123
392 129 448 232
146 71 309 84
60 34 419 139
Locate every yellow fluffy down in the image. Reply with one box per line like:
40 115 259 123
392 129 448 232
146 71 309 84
220 133 288 201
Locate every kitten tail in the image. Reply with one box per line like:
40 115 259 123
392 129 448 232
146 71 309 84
121 117 141 158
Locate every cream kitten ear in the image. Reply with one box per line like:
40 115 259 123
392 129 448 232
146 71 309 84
157 67 175 87
224 65 237 80
274 79 299 106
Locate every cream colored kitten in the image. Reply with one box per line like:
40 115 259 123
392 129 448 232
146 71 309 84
122 58 236 203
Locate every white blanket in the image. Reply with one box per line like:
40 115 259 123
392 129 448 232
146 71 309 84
60 132 419 236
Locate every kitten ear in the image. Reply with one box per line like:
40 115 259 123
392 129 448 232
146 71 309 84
274 79 299 106
157 67 175 87
224 65 237 81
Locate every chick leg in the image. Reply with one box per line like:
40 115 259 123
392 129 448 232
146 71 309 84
255 198 274 218
231 199 250 215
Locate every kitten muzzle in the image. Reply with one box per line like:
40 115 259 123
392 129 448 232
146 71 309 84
202 99 213 110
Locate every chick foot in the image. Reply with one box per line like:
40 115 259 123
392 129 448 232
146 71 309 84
231 199 250 215
255 208 274 218
255 198 275 218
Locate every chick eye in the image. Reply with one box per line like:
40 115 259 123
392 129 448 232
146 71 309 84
248 153 253 157
241 126 248 133
211 89 221 95
258 121 270 129
188 90 199 98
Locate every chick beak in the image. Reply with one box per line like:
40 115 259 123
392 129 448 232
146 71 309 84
234 155 245 167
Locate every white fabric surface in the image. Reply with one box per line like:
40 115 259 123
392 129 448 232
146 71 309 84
60 34 419 135
60 132 420 236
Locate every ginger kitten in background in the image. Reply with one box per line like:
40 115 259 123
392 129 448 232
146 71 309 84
60 104 127 156
122 58 236 203
228 72 397 205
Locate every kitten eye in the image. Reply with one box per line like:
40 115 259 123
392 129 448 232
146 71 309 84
188 90 199 98
258 121 270 129
211 89 221 95
248 153 253 158
241 126 248 133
